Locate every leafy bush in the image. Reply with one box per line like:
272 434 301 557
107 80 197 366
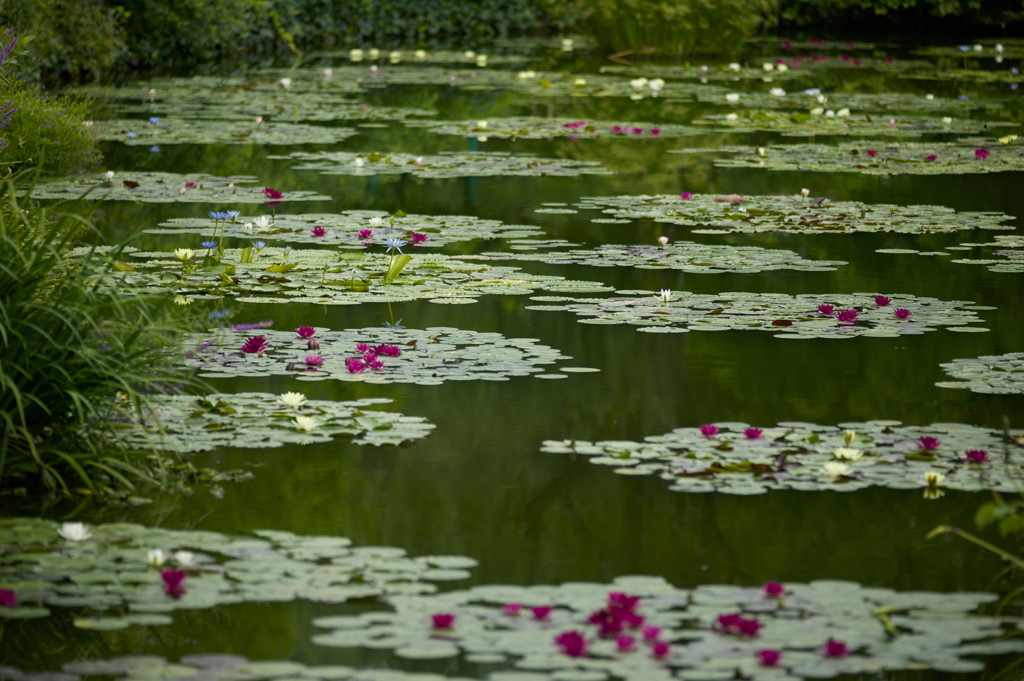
0 176 200 494
771 0 1024 28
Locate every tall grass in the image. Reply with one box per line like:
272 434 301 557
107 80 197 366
0 173 198 494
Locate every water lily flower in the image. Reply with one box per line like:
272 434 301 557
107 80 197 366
321 68 333 78
413 156 425 165
822 461 851 478
837 108 851 117
844 430 856 445
680 192 693 200
104 170 115 180
866 149 877 157
965 450 989 463
656 236 670 248
832 447 863 460
555 630 589 657
147 549 166 567
503 603 522 616
650 128 661 135
253 241 266 251
725 93 740 102
532 605 552 620
811 107 824 116
357 229 373 240
649 79 664 91
279 77 292 89
432 613 455 629
346 357 367 373
917 436 942 450
173 295 192 306
763 581 784 597
758 650 782 666
651 642 671 659
161 569 187 599
58 522 91 541
770 87 786 96
756 147 767 157
743 428 763 439
240 336 268 355
800 188 810 198
642 625 661 641
836 309 859 323
174 248 196 261
999 134 1018 144
574 78 586 86
305 355 324 367
353 157 365 167
171 551 194 567
715 613 762 637
311 226 327 237
893 308 912 318
293 416 318 432
409 232 428 245
657 290 673 302
0 590 19 608
279 392 307 408
253 216 271 229
817 304 835 315
263 187 284 200
874 295 892 306
975 148 989 160
616 635 636 653
375 344 401 357
630 77 648 89
476 120 488 130
385 237 407 253
699 424 718 438
823 639 850 657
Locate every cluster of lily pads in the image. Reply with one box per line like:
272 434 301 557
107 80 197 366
0 518 477 630
541 420 1023 496
692 111 1003 137
572 193 1014 235
937 352 1024 394
186 326 581 385
109 392 435 452
268 150 614 178
403 117 700 141
523 291 990 337
312 575 1024 678
92 118 360 146
30 172 329 203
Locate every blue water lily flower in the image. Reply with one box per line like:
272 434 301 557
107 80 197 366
226 210 241 219
200 241 217 249
384 319 406 330
126 131 137 138
958 45 970 52
149 117 160 123
385 237 407 253
149 146 160 152
208 309 231 320
208 211 229 220
803 88 821 95
253 241 267 249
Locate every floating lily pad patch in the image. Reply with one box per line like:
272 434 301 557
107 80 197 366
542 420 1023 495
77 73 363 104
458 241 845 273
111 393 435 452
314 575 1024 678
672 138 1024 175
29 172 330 203
107 247 612 306
268 150 614 178
937 352 1024 394
694 89 993 116
404 117 700 141
693 111 1005 137
523 291 989 337
0 518 477 628
148 211 547 249
93 118 358 146
572 193 1015 235
185 327 572 385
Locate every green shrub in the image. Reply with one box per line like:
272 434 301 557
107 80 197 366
771 0 1024 27
0 176 200 494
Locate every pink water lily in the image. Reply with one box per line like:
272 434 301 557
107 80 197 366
357 228 373 239
893 308 912 319
503 603 522 616
715 613 762 637
817 304 835 315
305 355 324 367
295 326 316 338
836 309 859 323
758 650 782 667
823 638 850 657
680 192 693 200
866 149 877 157
700 424 719 438
409 232 428 245
873 295 891 306
532 605 552 620
763 581 785 597
431 613 455 629
975 148 989 160
642 626 662 641
0 590 18 608
311 226 327 237
555 630 589 657
240 336 268 354
346 357 366 373
917 436 942 450
651 128 661 135
161 569 187 599
744 428 763 440
652 642 671 659
965 449 989 463
926 154 938 162
616 635 636 653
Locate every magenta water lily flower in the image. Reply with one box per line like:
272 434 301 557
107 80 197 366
311 226 327 237
503 603 523 616
926 154 938 162
817 304 835 315
975 148 989 160
409 232 428 245
874 295 891 306
240 336 268 355
642 626 662 641
356 343 372 353
744 428 763 440
308 339 320 350
161 569 187 599
262 187 284 200
965 449 989 463
616 635 636 653
532 605 552 620
611 126 624 133
650 128 661 135
555 630 589 657
0 589 18 608
758 650 782 667
866 149 877 157
763 581 785 597
357 228 373 239
631 127 643 134
822 638 850 658
893 308 912 319
700 424 719 438
608 592 640 610
651 642 671 659
680 192 693 200
305 355 324 367
295 326 316 338
431 613 455 629
367 359 385 371
715 613 763 637
376 344 402 357
917 436 942 450
345 357 366 373
836 309 859 323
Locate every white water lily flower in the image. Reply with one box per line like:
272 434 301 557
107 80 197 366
478 136 489 142
147 549 166 566
924 471 946 486
173 295 192 306
726 62 739 71
293 416 318 432
995 43 1004 52
517 70 536 79
243 221 253 230
725 93 740 103
770 87 786 96
657 236 669 246
414 156 425 165
825 110 835 117
837 108 851 117
353 157 365 167
58 522 91 542
726 113 739 121
630 77 648 89
816 94 827 103
475 55 487 67
415 49 427 59
832 447 863 461
776 63 788 72
104 170 115 180
178 186 188 195
561 38 574 50
83 120 94 128
999 134 1018 144
822 461 851 478
279 391 307 408
349 48 364 60
649 78 665 92
996 56 1004 63
756 147 767 157
762 62 774 71
321 68 333 78
368 216 388 227
174 248 196 261
926 94 935 100
573 78 586 86
173 550 195 567
388 51 401 62
279 77 292 89
973 44 983 51
658 289 673 302
942 117 952 125
801 188 810 198
463 50 475 59
253 216 271 229
368 48 379 59
844 430 856 445
477 120 488 130
811 107 824 115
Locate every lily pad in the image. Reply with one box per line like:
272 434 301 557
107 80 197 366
184 326 571 384
542 421 1024 495
268 151 613 178
404 117 700 141
693 89 999 115
313 577 1023 680
0 519 476 627
110 393 435 452
671 138 1024 175
93 118 358 146
524 290 988 337
938 352 1024 394
692 111 1006 137
29 172 330 203
572 193 1014 235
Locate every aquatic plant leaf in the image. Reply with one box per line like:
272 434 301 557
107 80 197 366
93 118 358 145
0 519 476 627
184 327 572 384
693 88 1000 115
404 117 701 141
30 172 330 203
938 352 1024 394
109 393 434 453
692 111 1006 137
571 193 1014 235
268 151 613 178
523 290 988 337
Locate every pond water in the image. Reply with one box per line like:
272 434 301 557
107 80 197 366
4 38 1024 678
